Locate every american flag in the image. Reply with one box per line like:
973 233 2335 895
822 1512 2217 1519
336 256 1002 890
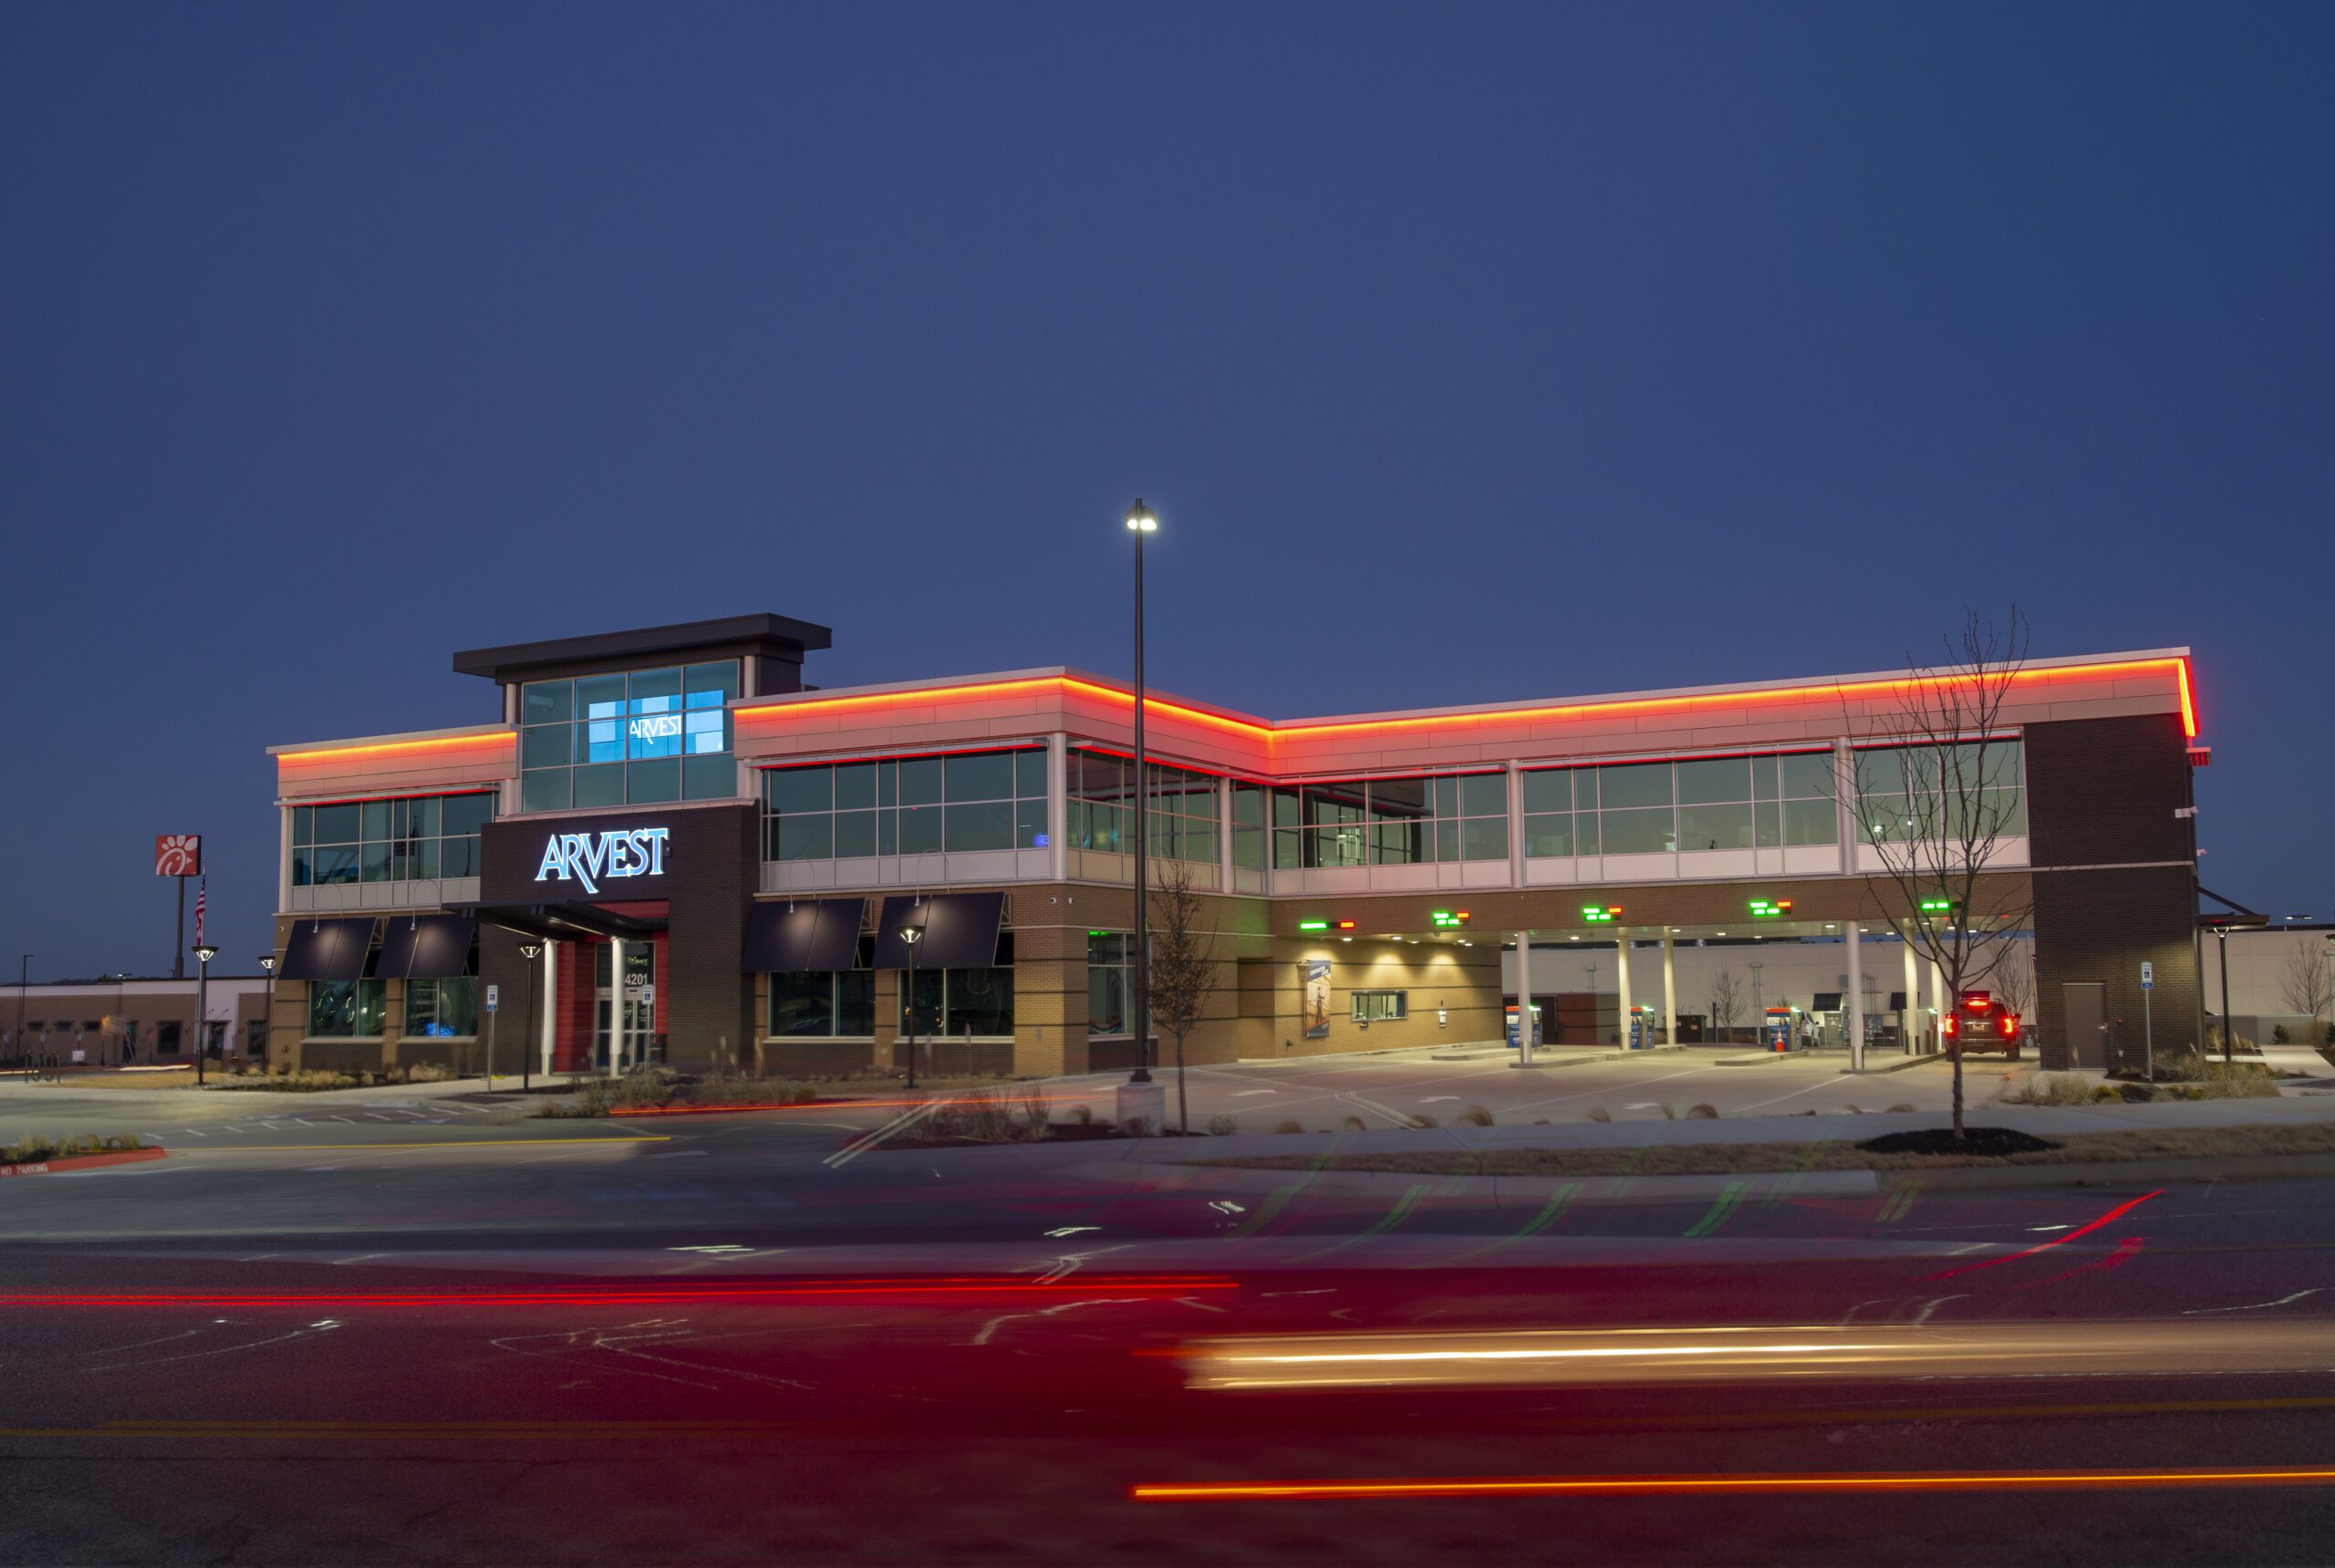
195 877 206 945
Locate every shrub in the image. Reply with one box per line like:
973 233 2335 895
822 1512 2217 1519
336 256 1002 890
1070 1104 1095 1127
1205 1114 1239 1137
1342 1116 1367 1132
1657 1104 1677 1120
1407 1114 1439 1129
1686 1104 1718 1119
1886 1103 1916 1114
1 1133 146 1164
2006 1074 2097 1106
1274 1119 1306 1135
1456 1106 1495 1127
1585 1106 1612 1123
2273 1024 2293 1044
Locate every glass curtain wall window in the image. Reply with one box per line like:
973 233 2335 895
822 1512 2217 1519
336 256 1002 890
520 661 740 813
291 793 495 886
768 938 877 1037
1066 751 1219 866
404 978 480 1038
763 749 1046 862
306 979 387 1037
900 932 1017 1038
1853 741 2027 844
1520 752 1841 857
1268 774 1508 869
1087 930 1136 1037
1350 991 1407 1023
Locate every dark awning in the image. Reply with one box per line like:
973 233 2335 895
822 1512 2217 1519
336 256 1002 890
377 914 478 979
742 898 867 973
280 917 379 981
871 891 1004 970
450 902 668 942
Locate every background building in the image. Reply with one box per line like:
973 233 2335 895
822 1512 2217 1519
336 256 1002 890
4 975 271 1065
263 615 2205 1078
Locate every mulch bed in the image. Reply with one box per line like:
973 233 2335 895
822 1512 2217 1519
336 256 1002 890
1856 1127 2060 1158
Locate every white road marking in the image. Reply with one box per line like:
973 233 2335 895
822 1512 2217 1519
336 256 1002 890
1231 1090 1277 1097
1418 1096 1460 1104
2184 1288 2329 1315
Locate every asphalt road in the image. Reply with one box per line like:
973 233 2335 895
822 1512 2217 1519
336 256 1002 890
5 1092 2335 1565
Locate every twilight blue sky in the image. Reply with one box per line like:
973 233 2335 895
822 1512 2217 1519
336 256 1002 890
3 3 2328 979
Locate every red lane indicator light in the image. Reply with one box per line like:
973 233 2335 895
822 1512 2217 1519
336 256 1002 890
0 1275 1240 1310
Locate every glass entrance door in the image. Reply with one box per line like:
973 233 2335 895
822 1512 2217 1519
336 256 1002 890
593 943 657 1071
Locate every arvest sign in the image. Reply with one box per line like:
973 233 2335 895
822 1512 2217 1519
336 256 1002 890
535 827 670 898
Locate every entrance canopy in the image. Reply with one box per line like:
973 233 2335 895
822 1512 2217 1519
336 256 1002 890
451 901 668 943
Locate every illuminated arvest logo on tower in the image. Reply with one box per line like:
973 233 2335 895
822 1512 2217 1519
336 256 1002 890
534 827 670 898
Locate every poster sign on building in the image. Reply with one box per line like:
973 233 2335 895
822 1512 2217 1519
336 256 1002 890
1302 959 1333 1039
154 836 202 876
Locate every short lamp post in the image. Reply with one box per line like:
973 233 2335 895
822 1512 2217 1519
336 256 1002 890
192 943 219 1086
519 943 542 1093
257 954 277 1071
898 922 926 1091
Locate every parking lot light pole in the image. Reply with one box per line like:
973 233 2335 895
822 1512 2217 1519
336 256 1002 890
898 922 926 1091
257 955 276 1071
1126 498 1157 1084
519 943 541 1092
192 944 218 1086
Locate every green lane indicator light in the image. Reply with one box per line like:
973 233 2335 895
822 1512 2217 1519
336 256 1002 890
1582 905 1621 924
1088 929 1109 938
1918 897 1962 916
1429 910 1472 929
1749 898 1793 919
1297 919 1330 932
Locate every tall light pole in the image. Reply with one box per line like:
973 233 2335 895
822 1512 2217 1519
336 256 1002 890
2216 927 2232 1064
256 956 276 1071
192 944 218 1086
519 943 541 1093
898 921 926 1090
14 953 27 1063
1126 499 1157 1083
115 971 131 1065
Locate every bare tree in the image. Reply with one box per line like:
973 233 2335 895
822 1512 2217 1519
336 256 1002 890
1708 970 1744 1039
1992 940 2036 1025
2278 939 2334 1031
1844 608 2038 1139
1145 857 1222 1135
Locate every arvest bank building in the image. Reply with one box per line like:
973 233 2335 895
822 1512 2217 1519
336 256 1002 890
264 614 2205 1079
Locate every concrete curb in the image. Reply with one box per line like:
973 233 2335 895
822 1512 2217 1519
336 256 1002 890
1843 1053 1949 1075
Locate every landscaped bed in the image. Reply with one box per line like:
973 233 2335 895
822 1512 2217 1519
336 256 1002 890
0 1133 158 1176
1198 1120 2335 1178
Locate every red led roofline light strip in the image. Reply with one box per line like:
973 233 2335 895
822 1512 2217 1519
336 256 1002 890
734 659 2195 747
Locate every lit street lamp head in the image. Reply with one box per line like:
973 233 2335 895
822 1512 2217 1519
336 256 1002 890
519 943 541 961
898 923 925 947
257 955 276 974
193 944 218 966
1125 499 1157 533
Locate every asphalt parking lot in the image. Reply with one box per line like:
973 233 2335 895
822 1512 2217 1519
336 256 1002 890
1052 1044 2024 1134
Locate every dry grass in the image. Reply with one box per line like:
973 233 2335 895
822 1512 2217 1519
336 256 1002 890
926 1085 1050 1144
38 1069 199 1089
1456 1106 1496 1127
1201 1121 2335 1179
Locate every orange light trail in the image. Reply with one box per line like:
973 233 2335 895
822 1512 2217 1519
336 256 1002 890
732 658 2192 750
1131 1466 2335 1502
275 732 516 764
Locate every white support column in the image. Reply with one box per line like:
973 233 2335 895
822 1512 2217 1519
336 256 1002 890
540 940 558 1076
1902 930 1919 1056
1662 934 1677 1046
1933 956 1947 1049
1219 774 1233 889
609 938 627 1073
1505 761 1525 890
1513 934 1534 1063
1046 733 1068 884
1845 921 1865 1073
1616 934 1634 1048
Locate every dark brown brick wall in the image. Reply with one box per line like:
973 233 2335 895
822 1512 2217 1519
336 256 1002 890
480 804 758 1071
2032 865 2201 1072
2023 713 2195 868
